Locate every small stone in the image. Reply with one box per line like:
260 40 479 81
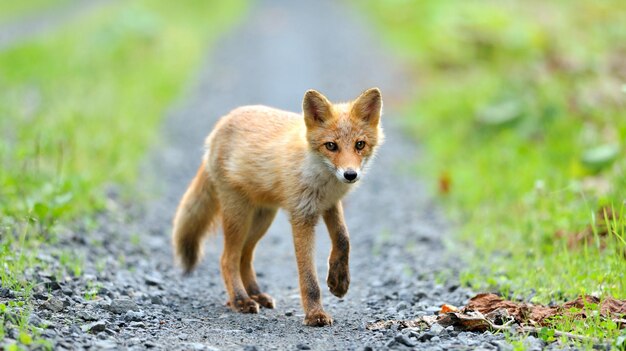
33 292 48 300
129 322 146 328
105 298 139 314
285 311 294 317
93 340 118 350
296 344 311 350
492 341 514 351
150 295 163 305
394 333 416 347
0 288 15 298
184 342 214 350
145 274 163 287
363 347 374 351
28 314 44 327
524 336 545 351
98 286 111 296
244 346 259 351
418 331 434 342
396 301 409 311
413 291 428 301
6 327 19 339
144 341 157 348
77 311 98 321
42 297 64 312
124 310 145 322
43 280 62 291
430 323 444 334
69 324 82 335
82 321 107 333
245 327 253 333
431 336 440 342
179 333 189 340
41 329 57 338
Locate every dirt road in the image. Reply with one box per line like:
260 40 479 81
27 1 521 350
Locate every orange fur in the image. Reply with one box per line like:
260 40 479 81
172 88 384 326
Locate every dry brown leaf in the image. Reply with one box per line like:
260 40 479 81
440 304 459 314
463 293 626 326
437 311 492 332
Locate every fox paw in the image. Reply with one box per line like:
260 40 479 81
250 293 275 309
304 310 333 327
227 298 259 314
327 261 350 298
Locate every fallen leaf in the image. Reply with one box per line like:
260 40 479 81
463 293 626 326
437 311 492 332
440 304 459 314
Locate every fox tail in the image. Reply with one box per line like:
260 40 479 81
172 160 220 273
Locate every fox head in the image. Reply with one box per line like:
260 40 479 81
302 88 384 184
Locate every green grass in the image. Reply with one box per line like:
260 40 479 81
0 0 246 348
357 0 626 345
0 0 70 23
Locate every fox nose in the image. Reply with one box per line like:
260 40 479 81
343 169 358 181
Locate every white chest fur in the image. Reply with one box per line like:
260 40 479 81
293 154 351 219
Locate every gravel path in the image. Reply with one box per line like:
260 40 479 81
11 1 544 350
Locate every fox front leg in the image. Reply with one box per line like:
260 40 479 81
323 203 350 298
291 216 334 326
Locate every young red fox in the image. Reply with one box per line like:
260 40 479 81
172 88 383 326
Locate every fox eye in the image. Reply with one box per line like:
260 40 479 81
355 141 366 150
325 142 338 151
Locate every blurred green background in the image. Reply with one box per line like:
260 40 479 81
0 0 625 347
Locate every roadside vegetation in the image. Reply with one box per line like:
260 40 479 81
358 0 626 346
0 0 245 348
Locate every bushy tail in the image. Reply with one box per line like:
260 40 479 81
172 160 220 273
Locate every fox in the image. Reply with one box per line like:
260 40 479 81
172 88 384 326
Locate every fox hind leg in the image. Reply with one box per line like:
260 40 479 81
220 195 259 313
241 207 277 308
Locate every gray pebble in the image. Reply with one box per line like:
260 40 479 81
491 340 514 351
42 297 64 312
105 298 139 314
129 321 146 328
124 310 145 322
93 340 118 350
524 336 545 351
82 321 106 333
77 311 98 321
394 333 416 347
395 301 409 311
145 273 163 286
27 313 44 327
430 323 444 335
0 288 15 298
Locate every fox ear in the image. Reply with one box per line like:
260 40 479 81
303 89 332 128
351 87 382 126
